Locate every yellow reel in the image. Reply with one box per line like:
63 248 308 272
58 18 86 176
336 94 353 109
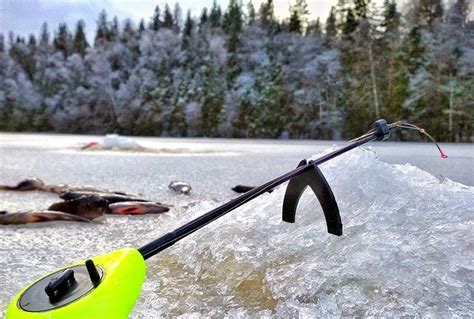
6 248 146 319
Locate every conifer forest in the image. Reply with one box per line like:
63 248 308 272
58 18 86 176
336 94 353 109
0 0 472 141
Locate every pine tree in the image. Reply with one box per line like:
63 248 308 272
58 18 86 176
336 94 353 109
150 5 161 31
400 27 425 74
354 0 370 19
53 23 72 58
123 19 135 39
338 0 386 136
233 95 255 137
289 9 302 33
138 19 146 33
199 64 224 136
199 8 209 28
7 34 37 80
35 23 52 122
163 4 174 29
182 10 194 49
27 34 37 51
169 104 187 136
173 3 182 32
382 0 400 34
342 8 358 35
288 0 309 34
121 19 140 64
259 0 275 29
325 6 337 46
95 10 110 45
307 18 322 36
288 0 308 34
224 0 243 85
39 23 50 47
409 0 444 29
380 0 407 126
224 0 243 35
258 64 290 137
110 16 119 41
73 20 89 57
209 0 222 28
247 1 256 25
445 0 472 141
26 35 38 79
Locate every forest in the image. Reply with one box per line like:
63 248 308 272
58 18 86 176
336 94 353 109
0 0 472 141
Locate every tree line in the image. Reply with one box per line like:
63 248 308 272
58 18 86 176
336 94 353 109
0 0 472 141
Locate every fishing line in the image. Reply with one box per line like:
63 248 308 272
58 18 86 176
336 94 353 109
390 121 448 158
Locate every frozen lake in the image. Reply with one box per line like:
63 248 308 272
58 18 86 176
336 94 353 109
0 133 473 317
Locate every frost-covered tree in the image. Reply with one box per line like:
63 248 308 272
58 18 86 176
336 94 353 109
0 0 471 141
9 35 36 80
0 50 41 130
404 0 472 141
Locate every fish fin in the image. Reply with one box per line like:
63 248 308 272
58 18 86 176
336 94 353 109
111 207 144 215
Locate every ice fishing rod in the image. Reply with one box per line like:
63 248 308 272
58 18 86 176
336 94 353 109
5 119 445 319
137 120 390 259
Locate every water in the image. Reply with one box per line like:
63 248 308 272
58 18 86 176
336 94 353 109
0 133 473 317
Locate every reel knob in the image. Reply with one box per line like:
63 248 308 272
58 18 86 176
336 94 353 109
44 268 77 301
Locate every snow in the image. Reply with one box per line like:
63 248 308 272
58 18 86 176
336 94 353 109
0 135 472 317
102 134 142 149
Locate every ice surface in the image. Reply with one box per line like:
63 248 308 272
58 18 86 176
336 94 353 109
135 148 473 317
0 145 472 318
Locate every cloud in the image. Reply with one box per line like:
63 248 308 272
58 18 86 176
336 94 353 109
1 0 101 40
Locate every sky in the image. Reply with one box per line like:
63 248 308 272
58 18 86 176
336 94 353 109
0 0 335 42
